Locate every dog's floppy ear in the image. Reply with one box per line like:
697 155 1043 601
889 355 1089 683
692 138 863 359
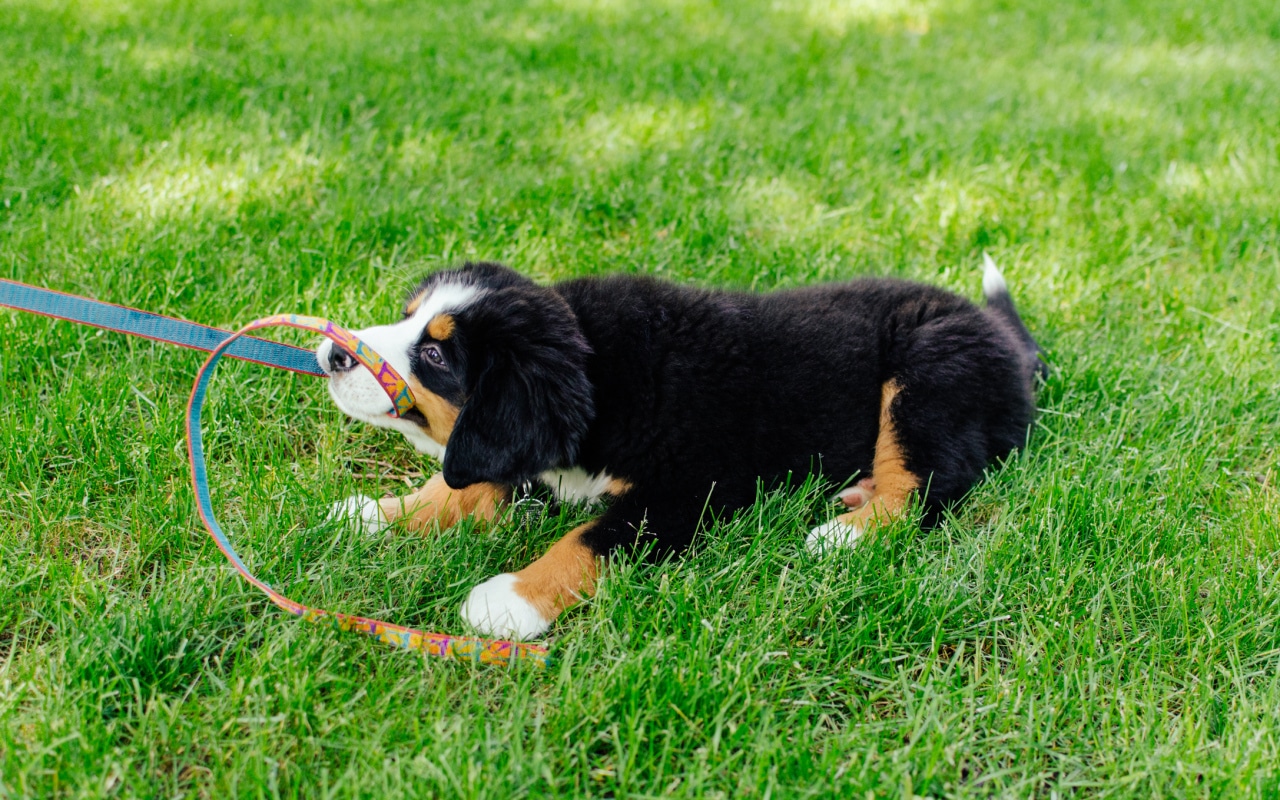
442 285 595 489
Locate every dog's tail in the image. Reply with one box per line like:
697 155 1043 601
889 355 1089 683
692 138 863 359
982 254 1048 380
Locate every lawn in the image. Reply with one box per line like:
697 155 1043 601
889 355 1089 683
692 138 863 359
2 0 1279 795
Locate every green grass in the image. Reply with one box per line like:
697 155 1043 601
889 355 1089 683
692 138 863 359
2 0 1279 795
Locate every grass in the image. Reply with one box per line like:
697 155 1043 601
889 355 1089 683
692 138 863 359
1 0 1278 795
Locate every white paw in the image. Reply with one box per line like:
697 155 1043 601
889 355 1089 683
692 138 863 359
460 574 551 641
327 494 388 535
806 519 865 554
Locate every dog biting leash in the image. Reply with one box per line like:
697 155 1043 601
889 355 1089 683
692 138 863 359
1 279 551 669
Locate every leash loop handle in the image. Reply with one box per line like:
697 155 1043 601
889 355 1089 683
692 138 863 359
186 314 551 668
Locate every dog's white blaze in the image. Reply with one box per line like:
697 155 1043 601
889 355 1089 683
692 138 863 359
981 253 1007 299
461 573 550 640
539 467 616 503
409 282 485 331
317 281 482 457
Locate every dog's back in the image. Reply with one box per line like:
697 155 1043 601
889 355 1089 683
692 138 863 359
554 271 1041 528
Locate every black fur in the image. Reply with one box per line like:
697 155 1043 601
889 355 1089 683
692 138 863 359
442 279 595 489
418 262 1042 560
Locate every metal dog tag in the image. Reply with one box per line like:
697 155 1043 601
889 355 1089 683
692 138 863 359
511 482 548 528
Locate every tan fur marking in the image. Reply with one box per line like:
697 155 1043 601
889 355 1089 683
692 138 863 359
404 289 428 317
512 523 600 622
426 314 455 341
837 380 919 529
605 477 633 496
378 474 509 534
406 376 459 445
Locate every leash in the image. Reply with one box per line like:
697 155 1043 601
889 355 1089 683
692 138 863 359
2 279 551 668
0 278 324 376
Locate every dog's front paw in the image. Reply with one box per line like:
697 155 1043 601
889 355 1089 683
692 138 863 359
460 574 551 641
806 519 865 554
327 494 388 535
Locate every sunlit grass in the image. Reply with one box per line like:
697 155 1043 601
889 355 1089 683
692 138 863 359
775 0 939 35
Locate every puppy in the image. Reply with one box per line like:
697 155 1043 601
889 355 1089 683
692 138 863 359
317 258 1044 640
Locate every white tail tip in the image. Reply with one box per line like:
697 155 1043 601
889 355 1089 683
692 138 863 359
982 253 1007 298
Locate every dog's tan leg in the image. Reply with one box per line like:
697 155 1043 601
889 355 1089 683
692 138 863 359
808 380 920 552
378 473 510 533
460 522 600 640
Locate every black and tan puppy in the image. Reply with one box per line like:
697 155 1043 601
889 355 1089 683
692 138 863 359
317 258 1044 640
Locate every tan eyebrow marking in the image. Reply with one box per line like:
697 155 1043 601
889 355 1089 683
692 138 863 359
427 314 455 340
404 289 428 317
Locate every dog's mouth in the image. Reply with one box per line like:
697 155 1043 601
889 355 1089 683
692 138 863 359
399 406 429 427
316 320 456 459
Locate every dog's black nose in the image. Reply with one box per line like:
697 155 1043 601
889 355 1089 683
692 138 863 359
328 346 357 373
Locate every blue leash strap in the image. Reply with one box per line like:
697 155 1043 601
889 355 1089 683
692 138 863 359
0 278 325 376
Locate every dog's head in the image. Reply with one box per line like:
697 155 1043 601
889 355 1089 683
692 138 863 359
317 262 594 489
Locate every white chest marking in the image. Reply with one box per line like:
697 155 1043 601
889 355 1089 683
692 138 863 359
538 467 616 503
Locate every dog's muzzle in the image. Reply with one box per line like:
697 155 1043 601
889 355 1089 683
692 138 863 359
323 342 358 374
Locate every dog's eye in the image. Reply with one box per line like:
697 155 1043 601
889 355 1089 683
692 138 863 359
423 345 446 367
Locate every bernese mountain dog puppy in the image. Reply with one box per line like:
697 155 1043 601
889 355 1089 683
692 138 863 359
317 258 1044 641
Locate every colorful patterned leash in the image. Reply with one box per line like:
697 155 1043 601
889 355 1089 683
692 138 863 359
1 279 550 668
188 315 551 668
